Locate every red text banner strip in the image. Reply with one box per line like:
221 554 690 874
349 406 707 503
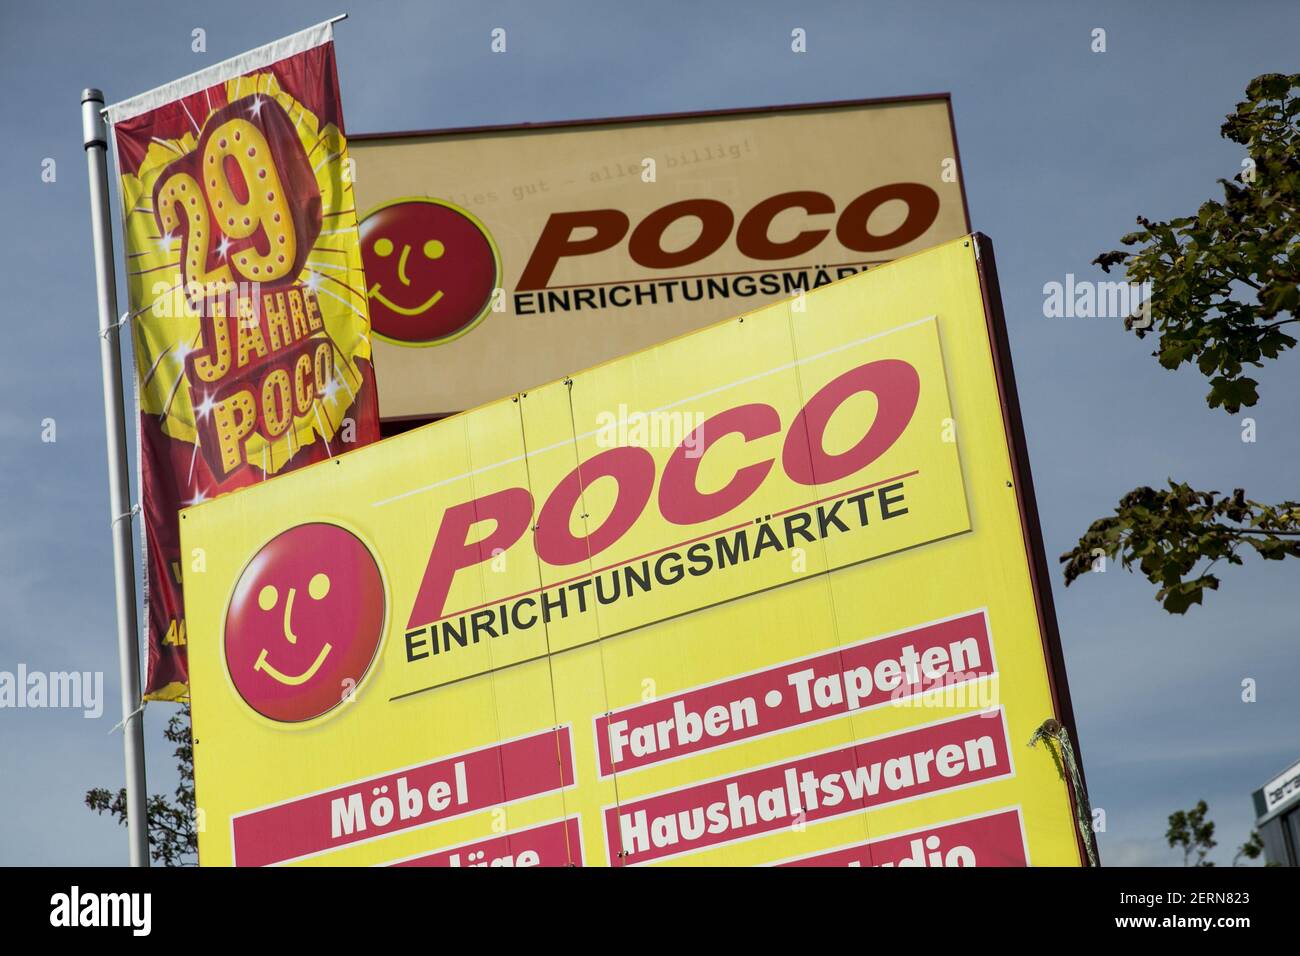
233 727 574 866
387 817 584 868
777 807 1026 867
604 709 1011 865
596 610 993 776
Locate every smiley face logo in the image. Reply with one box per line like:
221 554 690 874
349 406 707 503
360 198 501 347
224 523 386 723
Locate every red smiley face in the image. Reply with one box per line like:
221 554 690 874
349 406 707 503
224 523 386 722
360 198 500 346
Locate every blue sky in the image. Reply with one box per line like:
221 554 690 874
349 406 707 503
0 0 1297 866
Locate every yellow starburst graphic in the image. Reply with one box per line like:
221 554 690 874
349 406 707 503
119 70 372 481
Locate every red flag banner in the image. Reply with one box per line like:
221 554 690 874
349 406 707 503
107 22 380 700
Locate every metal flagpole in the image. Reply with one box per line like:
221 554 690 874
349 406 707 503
81 88 150 868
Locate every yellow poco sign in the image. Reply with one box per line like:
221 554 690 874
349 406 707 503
183 235 1087 867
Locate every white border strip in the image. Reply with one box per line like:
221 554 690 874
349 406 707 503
106 20 335 125
371 314 937 508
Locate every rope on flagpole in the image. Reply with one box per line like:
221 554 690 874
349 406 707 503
108 700 148 736
98 312 129 339
111 503 141 527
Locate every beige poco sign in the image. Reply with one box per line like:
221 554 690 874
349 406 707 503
350 95 970 418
